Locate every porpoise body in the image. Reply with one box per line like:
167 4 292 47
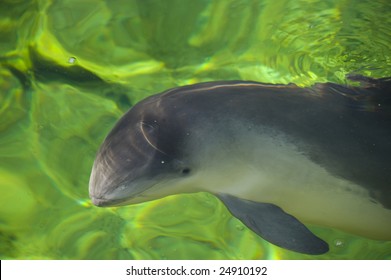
89 75 391 255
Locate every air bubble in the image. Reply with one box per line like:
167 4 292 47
68 57 77 64
236 225 244 231
334 239 345 248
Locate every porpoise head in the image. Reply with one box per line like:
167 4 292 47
89 95 196 207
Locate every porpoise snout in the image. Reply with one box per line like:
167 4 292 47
88 160 119 207
89 159 145 207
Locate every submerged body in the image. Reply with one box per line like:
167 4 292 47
89 76 391 254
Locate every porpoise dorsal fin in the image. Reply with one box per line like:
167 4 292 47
217 194 329 255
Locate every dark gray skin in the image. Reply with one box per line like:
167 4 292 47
89 75 391 255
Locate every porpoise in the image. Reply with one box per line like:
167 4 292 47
89 75 391 255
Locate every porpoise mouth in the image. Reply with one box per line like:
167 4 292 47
89 180 159 207
89 179 133 207
90 196 126 207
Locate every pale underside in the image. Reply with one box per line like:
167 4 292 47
149 124 391 240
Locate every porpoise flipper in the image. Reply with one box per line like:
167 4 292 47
217 193 329 255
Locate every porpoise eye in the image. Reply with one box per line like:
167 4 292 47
181 168 191 175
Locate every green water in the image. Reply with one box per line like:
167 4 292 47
1 0 391 260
